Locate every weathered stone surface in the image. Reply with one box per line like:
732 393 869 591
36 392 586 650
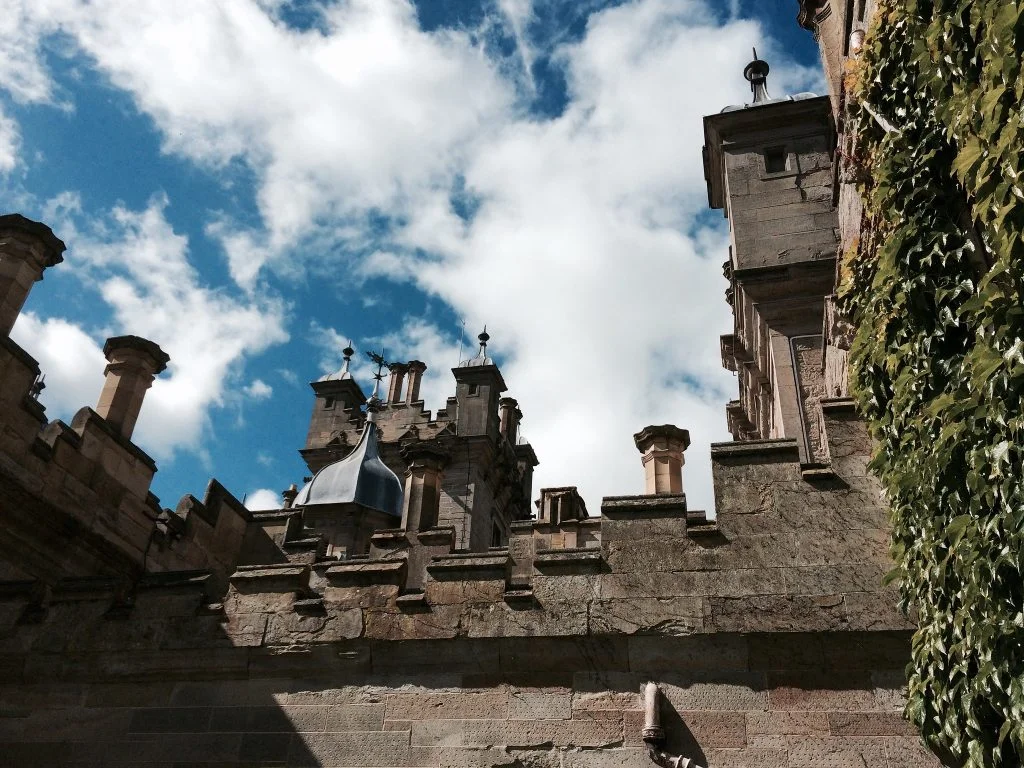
627 634 749 671
387 692 509 721
827 711 916 737
288 730 411 767
747 711 829 735
467 601 587 638
508 691 571 720
767 672 876 711
326 703 385 731
709 594 848 633
590 597 704 636
786 735 888 767
265 606 362 645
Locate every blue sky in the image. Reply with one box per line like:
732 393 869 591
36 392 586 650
1 0 822 513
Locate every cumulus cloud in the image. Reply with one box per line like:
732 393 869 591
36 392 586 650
23 195 289 460
0 106 20 173
245 488 281 511
244 379 273 400
3 0 825 508
9 312 106 417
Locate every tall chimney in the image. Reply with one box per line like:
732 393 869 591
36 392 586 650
0 215 65 336
499 397 522 443
634 425 690 495
405 360 426 404
400 442 449 532
386 362 408 404
96 336 170 439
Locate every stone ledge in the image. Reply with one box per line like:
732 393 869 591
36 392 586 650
427 554 509 579
534 548 603 569
230 565 310 592
324 559 406 587
600 494 687 517
710 438 800 460
820 397 858 414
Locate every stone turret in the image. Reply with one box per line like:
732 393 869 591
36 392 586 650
0 214 65 336
95 335 170 440
634 424 690 495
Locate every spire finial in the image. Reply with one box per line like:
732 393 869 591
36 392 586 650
341 340 354 375
477 326 490 358
365 348 392 420
743 47 771 104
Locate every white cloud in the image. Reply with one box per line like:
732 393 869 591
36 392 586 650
0 105 20 172
4 0 825 509
244 379 273 400
9 312 106 418
31 196 290 460
245 487 281 510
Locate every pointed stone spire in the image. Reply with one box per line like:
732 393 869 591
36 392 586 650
743 48 771 104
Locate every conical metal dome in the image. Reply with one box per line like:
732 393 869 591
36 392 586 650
293 411 403 517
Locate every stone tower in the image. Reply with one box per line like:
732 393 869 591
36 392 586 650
703 52 838 465
295 331 537 554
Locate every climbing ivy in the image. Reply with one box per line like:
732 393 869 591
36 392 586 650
839 0 1024 764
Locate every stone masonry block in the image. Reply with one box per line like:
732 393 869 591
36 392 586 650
767 672 876 711
326 703 385 731
658 673 768 712
288 730 411 767
709 594 848 633
466 600 588 638
786 735 888 767
746 711 829 735
623 709 745 748
627 634 749 672
589 597 704 636
884 736 944 767
703 747 789 768
265 607 362 645
508 691 571 720
387 692 509 721
827 712 916 737
560 747 652 768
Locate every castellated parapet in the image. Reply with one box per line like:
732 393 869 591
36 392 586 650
0 41 939 767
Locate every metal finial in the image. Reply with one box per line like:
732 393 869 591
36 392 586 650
743 48 771 104
365 348 393 414
341 341 354 374
477 326 490 357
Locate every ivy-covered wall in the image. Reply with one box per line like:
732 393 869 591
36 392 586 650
841 0 1024 765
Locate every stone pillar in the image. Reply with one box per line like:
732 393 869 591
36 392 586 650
386 363 408 404
400 442 449 532
499 396 521 443
0 215 66 336
634 424 690 495
96 336 170 440
405 360 426 404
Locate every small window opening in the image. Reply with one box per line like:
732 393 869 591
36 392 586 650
468 383 479 396
491 522 504 548
323 396 336 410
764 146 788 174
856 0 867 21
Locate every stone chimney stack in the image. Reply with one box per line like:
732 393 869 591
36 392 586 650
386 362 408 405
400 442 449 532
499 397 522 443
634 424 690 495
96 335 170 440
0 215 66 336
405 360 426 404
